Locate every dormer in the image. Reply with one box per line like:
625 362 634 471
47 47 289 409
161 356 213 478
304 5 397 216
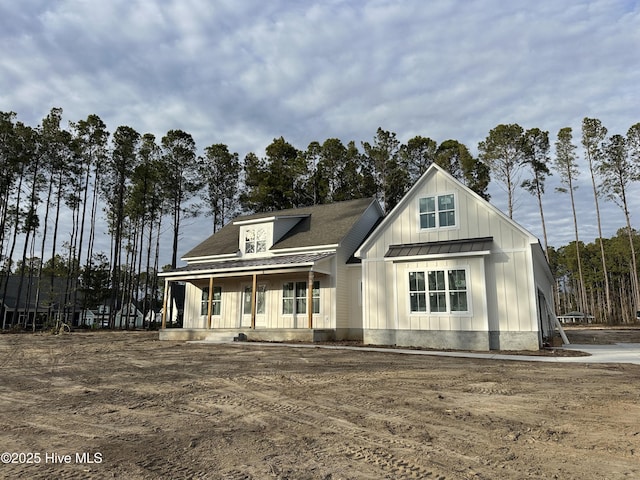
233 214 309 256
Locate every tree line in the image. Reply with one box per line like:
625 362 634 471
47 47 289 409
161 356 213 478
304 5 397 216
0 108 638 329
478 121 640 323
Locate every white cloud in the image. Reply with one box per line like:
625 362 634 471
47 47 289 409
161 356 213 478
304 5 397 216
1 0 639 264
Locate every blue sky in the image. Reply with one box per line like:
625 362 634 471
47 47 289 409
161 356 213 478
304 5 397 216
1 0 639 263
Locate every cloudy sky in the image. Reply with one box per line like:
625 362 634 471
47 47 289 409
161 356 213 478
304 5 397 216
1 0 639 263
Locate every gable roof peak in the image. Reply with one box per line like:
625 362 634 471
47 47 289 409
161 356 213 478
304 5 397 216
355 162 540 257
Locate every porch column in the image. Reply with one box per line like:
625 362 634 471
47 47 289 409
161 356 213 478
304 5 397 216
161 279 169 329
308 271 314 329
251 273 257 329
206 276 214 329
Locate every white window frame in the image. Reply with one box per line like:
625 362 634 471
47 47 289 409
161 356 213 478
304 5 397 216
408 271 427 313
418 193 457 230
408 267 471 315
282 280 320 315
244 226 267 254
200 286 222 316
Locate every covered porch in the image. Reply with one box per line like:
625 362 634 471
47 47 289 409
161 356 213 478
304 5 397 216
159 253 336 342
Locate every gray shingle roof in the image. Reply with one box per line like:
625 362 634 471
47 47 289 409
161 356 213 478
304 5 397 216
183 197 376 259
385 237 493 258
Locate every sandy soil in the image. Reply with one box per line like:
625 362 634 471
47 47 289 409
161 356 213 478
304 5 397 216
1 328 639 480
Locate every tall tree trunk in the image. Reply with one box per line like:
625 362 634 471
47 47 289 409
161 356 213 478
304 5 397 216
2 162 25 328
534 177 549 261
171 195 181 269
13 153 41 328
588 167 611 322
151 213 163 326
34 170 54 331
85 166 101 285
71 157 92 325
568 178 588 315
143 218 154 326
49 171 65 323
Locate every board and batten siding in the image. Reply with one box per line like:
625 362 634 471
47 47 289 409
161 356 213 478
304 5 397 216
360 166 541 344
183 279 238 329
485 249 536 333
365 175 529 260
346 266 363 329
334 201 383 331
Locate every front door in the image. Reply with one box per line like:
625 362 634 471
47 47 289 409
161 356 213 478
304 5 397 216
241 284 266 328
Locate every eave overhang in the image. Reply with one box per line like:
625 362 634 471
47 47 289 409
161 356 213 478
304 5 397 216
159 252 335 281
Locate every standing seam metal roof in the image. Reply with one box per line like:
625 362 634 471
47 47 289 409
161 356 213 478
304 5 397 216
385 237 493 258
168 253 334 274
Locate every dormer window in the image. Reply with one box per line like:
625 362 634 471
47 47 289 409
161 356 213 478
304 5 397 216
245 227 267 254
419 194 456 229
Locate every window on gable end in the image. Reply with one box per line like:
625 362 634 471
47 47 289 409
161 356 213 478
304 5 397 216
419 194 456 229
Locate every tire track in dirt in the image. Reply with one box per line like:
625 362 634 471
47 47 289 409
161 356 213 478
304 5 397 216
202 377 452 479
342 443 446 479
463 381 515 396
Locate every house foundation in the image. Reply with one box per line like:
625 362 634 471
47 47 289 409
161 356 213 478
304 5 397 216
160 328 337 343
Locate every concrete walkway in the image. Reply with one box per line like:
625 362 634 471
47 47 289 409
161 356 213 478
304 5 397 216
191 340 640 365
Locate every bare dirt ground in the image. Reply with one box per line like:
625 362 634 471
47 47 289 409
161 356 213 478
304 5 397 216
1 327 639 480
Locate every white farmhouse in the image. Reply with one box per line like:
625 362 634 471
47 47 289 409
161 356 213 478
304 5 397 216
160 164 557 350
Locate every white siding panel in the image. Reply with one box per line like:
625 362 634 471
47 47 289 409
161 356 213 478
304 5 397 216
222 280 241 328
346 267 363 328
336 202 382 330
183 282 201 328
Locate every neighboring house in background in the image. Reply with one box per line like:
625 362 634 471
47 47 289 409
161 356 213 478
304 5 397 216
81 309 97 326
160 164 559 350
159 197 383 342
557 311 595 324
0 275 84 329
114 303 145 329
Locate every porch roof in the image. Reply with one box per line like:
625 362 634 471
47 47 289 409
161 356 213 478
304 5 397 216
385 237 493 259
164 252 334 277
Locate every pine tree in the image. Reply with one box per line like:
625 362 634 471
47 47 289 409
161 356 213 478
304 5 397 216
554 127 587 315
